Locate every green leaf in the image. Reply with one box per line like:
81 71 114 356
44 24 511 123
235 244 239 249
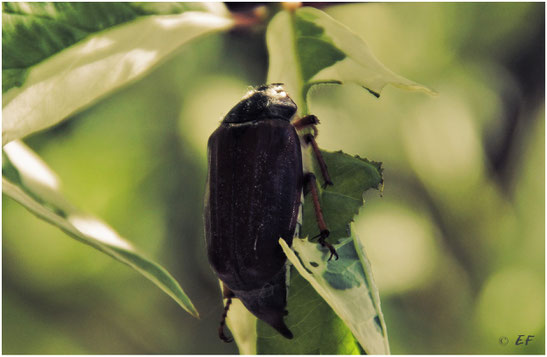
2 2 142 93
301 149 383 242
2 141 199 318
2 68 28 92
294 11 346 83
2 2 229 89
266 10 302 107
129 2 226 15
353 226 390 352
2 2 233 145
256 266 361 354
224 297 258 354
278 149 388 354
267 7 435 114
280 235 390 354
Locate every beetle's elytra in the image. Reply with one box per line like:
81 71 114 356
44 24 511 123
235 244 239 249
204 84 337 342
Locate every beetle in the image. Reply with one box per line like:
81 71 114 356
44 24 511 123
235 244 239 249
204 84 337 342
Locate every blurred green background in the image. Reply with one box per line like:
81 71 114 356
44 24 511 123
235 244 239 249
3 3 544 354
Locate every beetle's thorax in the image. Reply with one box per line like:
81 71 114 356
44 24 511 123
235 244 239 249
223 84 297 123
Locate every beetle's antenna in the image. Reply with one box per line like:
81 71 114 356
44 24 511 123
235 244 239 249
219 289 235 343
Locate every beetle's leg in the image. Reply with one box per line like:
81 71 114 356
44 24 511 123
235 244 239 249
304 173 339 261
293 115 333 188
304 134 333 188
292 114 319 138
219 285 235 343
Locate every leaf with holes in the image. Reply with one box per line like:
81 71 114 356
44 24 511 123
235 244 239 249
280 234 390 354
301 149 383 242
267 7 435 114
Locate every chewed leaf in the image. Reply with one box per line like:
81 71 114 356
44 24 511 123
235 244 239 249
280 235 390 354
2 141 198 318
301 149 383 242
2 4 233 145
292 148 386 354
257 265 361 354
266 7 434 116
297 7 436 97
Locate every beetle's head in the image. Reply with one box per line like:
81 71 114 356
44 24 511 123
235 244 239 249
223 84 297 123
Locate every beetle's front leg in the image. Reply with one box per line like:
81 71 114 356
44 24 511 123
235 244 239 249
304 173 339 261
293 115 333 188
292 114 319 136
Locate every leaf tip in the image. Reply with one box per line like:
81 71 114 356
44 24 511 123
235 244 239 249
180 300 200 319
392 82 438 97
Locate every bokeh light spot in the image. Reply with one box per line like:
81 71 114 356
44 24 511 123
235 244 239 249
476 268 544 337
355 204 439 295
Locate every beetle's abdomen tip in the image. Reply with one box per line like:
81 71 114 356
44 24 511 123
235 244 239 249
282 328 294 340
260 310 294 339
272 321 293 339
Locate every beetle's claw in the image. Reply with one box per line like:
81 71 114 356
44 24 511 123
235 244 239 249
327 247 339 261
314 230 338 261
321 180 334 189
322 239 338 261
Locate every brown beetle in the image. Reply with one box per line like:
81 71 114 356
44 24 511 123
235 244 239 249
204 84 336 342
